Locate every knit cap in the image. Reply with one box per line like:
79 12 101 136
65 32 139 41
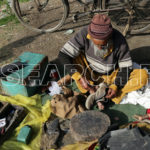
88 14 113 40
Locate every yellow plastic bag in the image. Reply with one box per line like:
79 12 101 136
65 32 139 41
0 94 51 150
61 140 97 150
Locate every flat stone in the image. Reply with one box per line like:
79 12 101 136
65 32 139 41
70 110 110 142
60 131 76 147
59 119 70 132
46 118 60 136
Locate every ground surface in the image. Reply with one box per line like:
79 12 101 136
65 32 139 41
0 1 150 148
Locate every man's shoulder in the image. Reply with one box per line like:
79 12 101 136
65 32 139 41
78 26 88 36
72 26 88 41
81 26 88 32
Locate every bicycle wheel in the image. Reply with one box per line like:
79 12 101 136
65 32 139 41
103 0 150 35
129 0 150 34
103 0 132 36
12 0 69 33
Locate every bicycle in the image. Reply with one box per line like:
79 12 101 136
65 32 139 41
12 0 150 36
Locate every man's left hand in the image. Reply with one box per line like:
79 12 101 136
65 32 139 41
105 88 116 99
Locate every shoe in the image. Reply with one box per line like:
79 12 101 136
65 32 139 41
95 82 107 101
85 82 108 109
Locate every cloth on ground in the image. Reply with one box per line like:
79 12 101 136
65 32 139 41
50 86 86 119
121 86 150 109
121 61 150 109
48 81 62 96
0 94 51 150
97 103 146 125
119 62 150 108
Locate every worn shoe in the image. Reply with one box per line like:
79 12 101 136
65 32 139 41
85 82 108 109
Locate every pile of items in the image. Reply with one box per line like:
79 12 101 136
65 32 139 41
0 51 150 150
0 101 26 145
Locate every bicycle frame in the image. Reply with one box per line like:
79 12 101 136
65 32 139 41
70 0 132 20
63 0 150 35
12 0 150 34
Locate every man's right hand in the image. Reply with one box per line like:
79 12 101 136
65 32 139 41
105 88 116 99
79 77 96 94
57 74 71 86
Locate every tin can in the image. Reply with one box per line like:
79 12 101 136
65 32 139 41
50 69 59 80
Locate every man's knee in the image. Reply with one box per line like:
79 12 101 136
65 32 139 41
127 69 148 88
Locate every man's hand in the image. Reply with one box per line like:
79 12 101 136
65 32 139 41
105 88 116 99
57 74 71 86
79 77 96 93
97 101 105 110
79 77 89 89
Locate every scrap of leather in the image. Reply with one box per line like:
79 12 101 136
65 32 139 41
50 86 87 119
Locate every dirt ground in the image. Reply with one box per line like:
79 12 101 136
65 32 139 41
0 1 150 69
0 1 150 148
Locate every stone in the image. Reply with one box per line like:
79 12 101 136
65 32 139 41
46 118 60 136
40 118 60 150
64 29 74 35
60 130 76 147
59 119 70 132
107 127 150 150
70 110 110 142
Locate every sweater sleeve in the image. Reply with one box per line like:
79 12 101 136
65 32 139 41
57 27 88 76
60 27 87 58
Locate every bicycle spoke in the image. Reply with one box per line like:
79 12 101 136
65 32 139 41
130 0 150 33
105 0 150 35
13 0 69 32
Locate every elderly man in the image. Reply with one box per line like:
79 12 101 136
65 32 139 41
57 14 148 109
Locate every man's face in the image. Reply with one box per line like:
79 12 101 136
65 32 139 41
89 36 112 58
91 38 108 50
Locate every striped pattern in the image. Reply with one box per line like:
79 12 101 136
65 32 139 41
60 26 133 76
119 58 132 68
86 54 115 73
61 41 80 58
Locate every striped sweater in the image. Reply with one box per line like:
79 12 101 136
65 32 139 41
58 26 133 89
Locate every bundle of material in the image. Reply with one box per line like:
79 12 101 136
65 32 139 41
50 86 86 119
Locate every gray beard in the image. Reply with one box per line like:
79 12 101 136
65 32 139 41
93 44 109 58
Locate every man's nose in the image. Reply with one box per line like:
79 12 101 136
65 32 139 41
97 45 103 49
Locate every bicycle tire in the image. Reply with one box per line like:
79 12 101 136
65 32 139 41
33 0 49 11
102 0 131 36
129 0 150 34
105 0 150 35
101 0 106 9
12 0 69 33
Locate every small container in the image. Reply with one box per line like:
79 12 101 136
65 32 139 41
50 69 59 80
17 125 32 144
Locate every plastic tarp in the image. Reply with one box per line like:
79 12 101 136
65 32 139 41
0 94 96 150
0 94 51 150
